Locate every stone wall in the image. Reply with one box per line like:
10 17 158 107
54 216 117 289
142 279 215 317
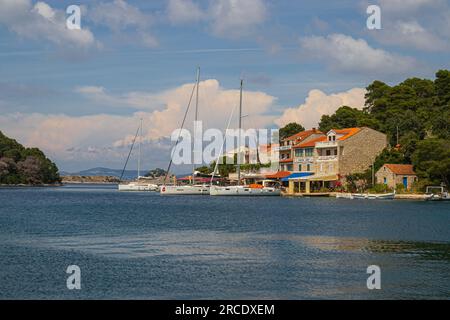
339 127 387 177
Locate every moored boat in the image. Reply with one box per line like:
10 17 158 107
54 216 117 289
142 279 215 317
336 192 395 200
210 180 281 196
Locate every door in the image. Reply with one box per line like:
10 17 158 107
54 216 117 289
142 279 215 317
402 177 408 189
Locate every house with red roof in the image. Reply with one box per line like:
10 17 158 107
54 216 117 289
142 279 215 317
278 128 323 171
284 127 387 194
376 164 418 190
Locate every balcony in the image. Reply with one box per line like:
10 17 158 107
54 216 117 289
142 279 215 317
295 157 314 163
316 141 338 148
279 145 292 151
317 155 338 161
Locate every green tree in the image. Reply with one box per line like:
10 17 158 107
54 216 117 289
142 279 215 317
318 106 379 132
279 123 305 140
0 130 60 185
412 139 450 186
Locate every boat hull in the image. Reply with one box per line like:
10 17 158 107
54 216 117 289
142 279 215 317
351 192 395 200
210 186 281 196
160 185 210 195
118 183 159 192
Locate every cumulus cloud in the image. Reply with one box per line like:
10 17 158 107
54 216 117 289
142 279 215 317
209 0 267 38
274 88 366 129
374 20 449 52
88 0 158 47
121 79 276 143
0 0 97 49
299 34 417 75
167 0 204 24
0 79 276 169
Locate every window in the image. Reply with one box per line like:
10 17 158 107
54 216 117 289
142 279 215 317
305 148 314 157
383 177 387 184
298 164 302 172
334 149 337 156
295 149 303 157
307 164 311 171
326 150 331 156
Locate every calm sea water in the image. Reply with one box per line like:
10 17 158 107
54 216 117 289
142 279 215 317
0 184 449 299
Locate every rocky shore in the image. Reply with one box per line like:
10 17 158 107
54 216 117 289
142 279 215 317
61 175 120 184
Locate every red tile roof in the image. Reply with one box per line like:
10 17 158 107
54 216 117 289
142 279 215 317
332 128 361 140
294 136 326 148
294 127 362 148
282 129 322 142
384 164 416 175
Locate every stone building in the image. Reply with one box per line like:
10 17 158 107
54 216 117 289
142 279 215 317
376 164 417 190
286 127 387 194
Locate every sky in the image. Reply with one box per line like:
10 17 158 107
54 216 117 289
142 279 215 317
0 0 449 172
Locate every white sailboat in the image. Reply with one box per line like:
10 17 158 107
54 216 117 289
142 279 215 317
210 80 280 197
118 119 158 192
160 67 210 195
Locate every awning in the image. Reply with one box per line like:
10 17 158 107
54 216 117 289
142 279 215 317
309 174 339 182
282 172 314 182
265 171 292 179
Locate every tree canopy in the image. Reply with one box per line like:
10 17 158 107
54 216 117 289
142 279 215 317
279 122 305 140
0 131 60 185
317 70 450 189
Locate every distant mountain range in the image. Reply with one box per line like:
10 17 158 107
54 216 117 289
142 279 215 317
60 167 145 180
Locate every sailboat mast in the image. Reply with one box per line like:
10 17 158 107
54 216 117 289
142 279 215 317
138 118 142 178
193 67 200 185
237 79 243 186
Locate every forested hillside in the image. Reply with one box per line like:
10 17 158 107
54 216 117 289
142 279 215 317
0 131 60 185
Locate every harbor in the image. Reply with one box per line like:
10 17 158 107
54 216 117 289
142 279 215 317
1 184 449 300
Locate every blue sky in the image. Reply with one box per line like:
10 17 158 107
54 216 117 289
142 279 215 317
0 0 449 172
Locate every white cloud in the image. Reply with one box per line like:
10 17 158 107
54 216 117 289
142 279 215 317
299 34 417 75
374 20 449 52
377 0 445 13
209 0 267 38
362 0 450 52
88 0 158 47
274 88 366 129
164 0 268 38
1 79 276 168
75 86 161 110
167 0 204 24
0 0 97 49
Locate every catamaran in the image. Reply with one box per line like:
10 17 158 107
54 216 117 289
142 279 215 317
118 119 158 192
209 79 281 197
160 67 210 195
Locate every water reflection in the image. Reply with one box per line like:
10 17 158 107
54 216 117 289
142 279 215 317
10 231 450 263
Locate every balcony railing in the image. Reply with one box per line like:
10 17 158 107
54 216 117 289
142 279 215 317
279 145 292 151
295 157 314 163
316 141 338 148
317 155 338 161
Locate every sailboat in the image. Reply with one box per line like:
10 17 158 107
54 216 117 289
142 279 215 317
118 119 158 192
160 67 210 195
209 80 280 196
